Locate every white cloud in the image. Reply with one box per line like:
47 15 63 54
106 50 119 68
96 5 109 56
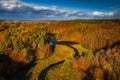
92 11 114 17
0 0 119 20
51 6 58 11
0 0 23 10
33 6 48 10
0 0 51 10
108 12 114 16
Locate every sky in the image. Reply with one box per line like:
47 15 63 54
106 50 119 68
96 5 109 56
0 0 120 20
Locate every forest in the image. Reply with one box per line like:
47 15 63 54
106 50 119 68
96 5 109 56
0 19 120 80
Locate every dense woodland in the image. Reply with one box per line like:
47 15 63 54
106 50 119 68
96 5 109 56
0 19 120 80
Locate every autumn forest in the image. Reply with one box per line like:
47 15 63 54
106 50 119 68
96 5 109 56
0 19 120 80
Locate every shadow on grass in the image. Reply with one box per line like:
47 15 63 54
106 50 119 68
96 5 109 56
6 60 36 80
39 60 65 80
93 41 120 53
57 41 79 45
0 54 36 80
57 41 80 58
39 41 80 80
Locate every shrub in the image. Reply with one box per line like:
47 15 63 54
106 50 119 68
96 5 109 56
86 50 94 59
28 29 46 47
0 38 12 54
28 33 38 41
56 32 62 39
0 41 4 53
69 27 86 34
22 48 28 58
6 27 25 35
12 39 25 49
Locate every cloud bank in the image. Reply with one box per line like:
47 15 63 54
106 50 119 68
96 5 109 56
0 0 120 20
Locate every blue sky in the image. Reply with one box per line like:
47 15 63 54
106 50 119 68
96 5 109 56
0 0 120 20
23 0 120 11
